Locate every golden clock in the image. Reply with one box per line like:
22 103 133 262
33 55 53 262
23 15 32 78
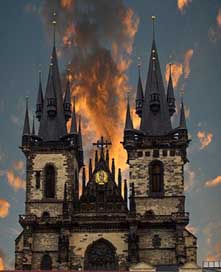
95 170 108 185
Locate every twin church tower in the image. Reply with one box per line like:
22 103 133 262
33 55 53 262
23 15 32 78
15 17 197 271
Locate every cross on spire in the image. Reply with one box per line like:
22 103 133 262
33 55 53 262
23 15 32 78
93 136 112 153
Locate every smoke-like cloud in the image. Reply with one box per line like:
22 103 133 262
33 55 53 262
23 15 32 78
197 131 213 150
0 199 10 218
184 49 194 79
41 0 139 170
205 176 221 188
165 48 194 91
177 0 192 14
165 63 183 89
6 170 25 191
208 8 221 43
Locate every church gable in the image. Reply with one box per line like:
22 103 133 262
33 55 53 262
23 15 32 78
79 137 128 213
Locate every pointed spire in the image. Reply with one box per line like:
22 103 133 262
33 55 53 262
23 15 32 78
23 97 30 135
89 158 93 179
135 60 144 118
111 158 115 181
140 16 172 135
32 115 35 135
70 97 77 134
38 12 67 141
82 167 86 194
167 63 176 116
78 115 83 150
118 168 122 195
124 96 133 130
124 179 128 204
106 149 109 168
36 70 44 121
64 68 72 122
179 98 187 129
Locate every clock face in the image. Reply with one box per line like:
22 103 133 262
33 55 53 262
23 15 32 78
95 170 108 185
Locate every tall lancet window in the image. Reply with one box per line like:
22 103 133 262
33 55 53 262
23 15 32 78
149 160 164 196
44 165 56 198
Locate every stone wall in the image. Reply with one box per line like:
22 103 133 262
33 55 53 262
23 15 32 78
128 148 185 215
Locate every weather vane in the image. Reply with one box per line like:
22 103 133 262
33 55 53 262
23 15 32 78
52 12 57 47
151 15 156 40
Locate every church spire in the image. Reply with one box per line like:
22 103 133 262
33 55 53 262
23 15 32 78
135 60 144 118
140 16 172 135
179 98 187 129
22 97 30 135
36 70 44 121
124 96 133 131
38 12 67 141
167 63 176 116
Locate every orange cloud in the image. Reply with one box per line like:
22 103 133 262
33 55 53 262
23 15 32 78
0 257 4 271
177 0 192 13
165 63 183 88
217 9 221 28
0 199 10 218
197 131 213 150
184 49 194 79
205 176 221 188
61 0 74 10
6 170 25 191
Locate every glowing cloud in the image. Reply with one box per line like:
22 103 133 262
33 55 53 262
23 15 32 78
184 49 194 79
177 0 192 13
165 63 183 88
184 164 195 191
217 9 221 28
0 199 10 218
205 176 221 188
197 131 213 150
6 170 25 191
0 257 4 271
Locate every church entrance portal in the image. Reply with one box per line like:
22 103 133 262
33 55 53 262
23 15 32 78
84 238 118 271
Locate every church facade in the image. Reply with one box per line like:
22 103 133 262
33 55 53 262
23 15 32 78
15 22 197 271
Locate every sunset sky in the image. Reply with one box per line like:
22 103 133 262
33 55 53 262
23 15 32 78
0 0 221 268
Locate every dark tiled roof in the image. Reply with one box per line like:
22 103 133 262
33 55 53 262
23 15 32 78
140 40 172 135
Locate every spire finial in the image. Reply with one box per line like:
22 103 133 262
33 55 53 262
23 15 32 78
169 62 172 76
137 57 141 76
52 11 57 47
151 15 156 41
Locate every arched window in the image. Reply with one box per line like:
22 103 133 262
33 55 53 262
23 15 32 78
41 254 52 270
149 160 164 196
44 165 55 198
42 211 50 220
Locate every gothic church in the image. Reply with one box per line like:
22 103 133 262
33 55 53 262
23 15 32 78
15 19 197 271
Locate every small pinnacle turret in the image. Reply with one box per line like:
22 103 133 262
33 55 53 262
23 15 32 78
36 70 44 121
70 97 77 134
179 99 187 129
23 98 30 136
135 63 144 118
124 98 133 131
32 115 35 135
167 63 176 116
63 70 72 122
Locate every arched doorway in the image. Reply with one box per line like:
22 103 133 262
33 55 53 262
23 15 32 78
40 254 52 270
84 238 118 271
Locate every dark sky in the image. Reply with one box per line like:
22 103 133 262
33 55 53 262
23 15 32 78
0 0 221 268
